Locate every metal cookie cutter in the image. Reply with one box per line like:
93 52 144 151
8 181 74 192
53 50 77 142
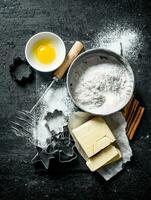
32 110 77 168
11 109 77 169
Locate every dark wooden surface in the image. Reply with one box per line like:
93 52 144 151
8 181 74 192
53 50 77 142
0 0 151 199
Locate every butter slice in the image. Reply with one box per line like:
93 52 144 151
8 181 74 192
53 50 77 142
86 145 121 172
105 149 121 166
72 116 115 158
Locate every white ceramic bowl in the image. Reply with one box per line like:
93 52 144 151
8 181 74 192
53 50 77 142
25 32 66 72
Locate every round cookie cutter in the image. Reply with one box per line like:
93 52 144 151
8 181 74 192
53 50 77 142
66 48 135 116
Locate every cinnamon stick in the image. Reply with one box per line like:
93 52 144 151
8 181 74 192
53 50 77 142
122 97 134 119
126 99 139 132
127 106 144 140
126 99 138 123
127 106 141 138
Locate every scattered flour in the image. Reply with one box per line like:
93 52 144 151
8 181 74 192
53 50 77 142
93 27 142 58
32 120 50 147
32 81 75 148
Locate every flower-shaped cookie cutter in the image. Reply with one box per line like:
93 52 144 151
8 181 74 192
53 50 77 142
9 57 34 85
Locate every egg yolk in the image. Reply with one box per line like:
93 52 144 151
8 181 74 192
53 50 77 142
32 39 56 64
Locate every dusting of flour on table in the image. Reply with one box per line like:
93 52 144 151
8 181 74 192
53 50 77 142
32 80 76 148
70 56 134 115
93 27 143 59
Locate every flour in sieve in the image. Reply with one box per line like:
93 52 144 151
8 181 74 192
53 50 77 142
71 56 134 115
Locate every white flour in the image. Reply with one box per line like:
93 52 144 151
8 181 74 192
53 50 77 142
32 81 75 148
93 27 142 59
70 56 134 115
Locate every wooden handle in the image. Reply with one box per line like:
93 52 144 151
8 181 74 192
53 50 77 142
53 41 84 79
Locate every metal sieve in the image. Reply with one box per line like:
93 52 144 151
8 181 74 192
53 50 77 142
66 48 135 116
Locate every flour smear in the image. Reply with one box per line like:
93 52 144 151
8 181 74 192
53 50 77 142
32 81 75 148
93 26 142 59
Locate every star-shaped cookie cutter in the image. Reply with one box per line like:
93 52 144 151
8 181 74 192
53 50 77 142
32 135 77 169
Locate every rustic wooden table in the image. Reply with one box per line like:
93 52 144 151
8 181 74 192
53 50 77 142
0 0 151 199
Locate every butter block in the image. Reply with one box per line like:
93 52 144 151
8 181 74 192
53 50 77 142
105 149 121 166
86 145 121 172
72 116 115 158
